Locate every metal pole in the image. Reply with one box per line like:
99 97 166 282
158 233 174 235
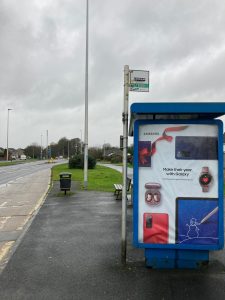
68 140 70 159
6 109 12 161
121 65 129 264
103 140 106 159
80 129 83 154
46 130 48 159
41 134 43 160
84 0 89 189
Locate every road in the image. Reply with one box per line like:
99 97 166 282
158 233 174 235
0 159 67 272
0 160 66 186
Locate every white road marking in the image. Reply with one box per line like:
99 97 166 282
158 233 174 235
0 216 11 229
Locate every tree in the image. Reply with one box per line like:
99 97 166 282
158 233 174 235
0 148 4 159
57 137 69 157
24 143 41 159
70 138 81 156
89 147 103 160
49 142 58 158
69 154 96 169
102 143 111 159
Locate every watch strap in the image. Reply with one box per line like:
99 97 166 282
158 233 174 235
202 185 209 192
201 166 210 192
202 166 209 173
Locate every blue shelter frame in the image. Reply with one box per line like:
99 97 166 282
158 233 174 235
130 102 225 268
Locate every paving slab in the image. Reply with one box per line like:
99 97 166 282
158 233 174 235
0 182 225 299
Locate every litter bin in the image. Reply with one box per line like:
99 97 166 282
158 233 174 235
59 172 72 194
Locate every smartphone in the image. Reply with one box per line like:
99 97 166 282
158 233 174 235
143 213 169 244
138 141 151 167
175 136 218 160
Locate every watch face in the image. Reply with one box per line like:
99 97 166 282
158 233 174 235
199 173 212 186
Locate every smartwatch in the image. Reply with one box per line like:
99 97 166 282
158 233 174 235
199 167 212 192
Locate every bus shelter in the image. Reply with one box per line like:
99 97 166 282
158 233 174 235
129 102 225 268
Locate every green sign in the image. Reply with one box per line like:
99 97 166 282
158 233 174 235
129 70 149 92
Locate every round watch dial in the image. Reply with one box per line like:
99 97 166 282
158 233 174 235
199 173 212 186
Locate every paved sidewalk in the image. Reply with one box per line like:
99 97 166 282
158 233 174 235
0 182 225 299
0 169 51 271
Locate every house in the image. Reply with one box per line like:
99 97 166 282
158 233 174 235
0 147 4 160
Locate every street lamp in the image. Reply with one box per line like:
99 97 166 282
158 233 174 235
80 129 83 154
68 140 70 159
6 108 13 161
40 134 43 160
46 130 49 160
84 0 89 189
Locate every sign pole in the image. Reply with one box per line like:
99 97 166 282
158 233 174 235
121 65 129 264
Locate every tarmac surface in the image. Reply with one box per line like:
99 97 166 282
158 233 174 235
0 168 51 271
0 180 225 299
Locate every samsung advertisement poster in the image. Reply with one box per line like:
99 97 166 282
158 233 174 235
133 120 224 250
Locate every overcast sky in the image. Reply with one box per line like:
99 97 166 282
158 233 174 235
1 0 225 149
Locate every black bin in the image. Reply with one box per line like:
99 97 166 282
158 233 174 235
59 172 72 194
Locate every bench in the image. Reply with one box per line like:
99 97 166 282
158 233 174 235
114 178 132 200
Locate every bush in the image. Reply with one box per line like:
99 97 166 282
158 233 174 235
110 155 122 164
69 154 96 169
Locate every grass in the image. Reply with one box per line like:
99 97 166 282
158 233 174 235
52 163 122 192
56 191 75 197
99 160 133 168
0 159 38 167
0 161 28 167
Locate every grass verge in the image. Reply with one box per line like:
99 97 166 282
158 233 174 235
52 163 122 192
99 161 133 168
0 159 39 167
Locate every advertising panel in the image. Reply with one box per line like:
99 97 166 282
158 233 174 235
133 120 223 250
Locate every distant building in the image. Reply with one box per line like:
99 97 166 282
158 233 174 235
0 148 25 160
0 148 4 160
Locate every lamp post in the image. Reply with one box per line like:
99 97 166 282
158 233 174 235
68 140 70 159
103 141 106 160
6 108 13 161
46 130 49 160
84 0 89 189
40 134 43 160
80 129 83 154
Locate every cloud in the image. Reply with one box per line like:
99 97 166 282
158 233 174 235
1 0 225 148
